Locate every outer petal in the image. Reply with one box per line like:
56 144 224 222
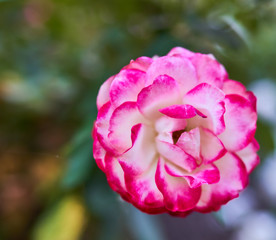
223 79 247 95
167 47 195 58
96 76 114 109
190 53 228 89
123 161 165 214
159 104 207 119
155 158 201 212
118 124 156 176
95 102 116 153
92 125 106 172
123 56 153 71
108 102 147 155
105 153 131 200
137 75 182 119
109 69 146 107
168 210 193 217
219 94 257 152
183 83 225 135
196 152 248 212
222 79 256 110
145 55 198 94
164 162 220 188
236 139 260 173
156 139 197 172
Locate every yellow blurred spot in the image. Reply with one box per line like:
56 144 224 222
33 196 86 240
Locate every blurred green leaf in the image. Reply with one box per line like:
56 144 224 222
212 211 226 226
61 142 93 190
220 15 251 48
255 120 275 157
61 120 94 190
85 179 125 240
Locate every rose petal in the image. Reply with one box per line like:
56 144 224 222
190 53 228 89
155 158 201 212
155 116 187 134
96 76 114 109
236 139 260 173
183 83 225 135
123 56 153 71
123 161 165 213
105 153 131 200
145 55 197 94
109 69 146 107
156 138 197 172
167 47 195 58
223 79 257 110
196 152 248 212
219 94 257 151
164 161 220 188
92 125 106 172
95 102 117 153
118 124 156 176
137 74 182 119
159 104 207 119
108 102 147 155
200 128 226 163
176 127 201 160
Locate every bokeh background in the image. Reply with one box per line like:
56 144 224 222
0 0 276 239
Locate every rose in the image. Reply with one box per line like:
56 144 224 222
92 47 259 216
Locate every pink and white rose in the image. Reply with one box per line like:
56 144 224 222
92 47 259 216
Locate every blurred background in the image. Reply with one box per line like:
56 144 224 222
0 0 276 239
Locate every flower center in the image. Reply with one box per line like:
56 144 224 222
172 129 185 144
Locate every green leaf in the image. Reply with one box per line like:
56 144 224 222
61 140 93 190
220 15 251 48
61 120 94 190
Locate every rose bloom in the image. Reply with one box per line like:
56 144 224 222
92 47 259 216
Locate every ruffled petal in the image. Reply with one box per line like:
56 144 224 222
190 53 227 89
95 102 117 153
156 158 201 212
155 116 187 134
123 56 153 71
92 125 106 172
156 138 197 172
219 94 257 151
108 102 147 155
176 127 201 160
137 75 182 119
105 153 131 200
200 128 226 163
236 139 260 173
159 104 207 119
118 124 156 175
145 55 197 94
183 83 225 135
222 79 257 110
196 152 248 212
164 161 220 188
123 161 165 213
167 47 195 58
109 69 146 107
96 76 114 109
